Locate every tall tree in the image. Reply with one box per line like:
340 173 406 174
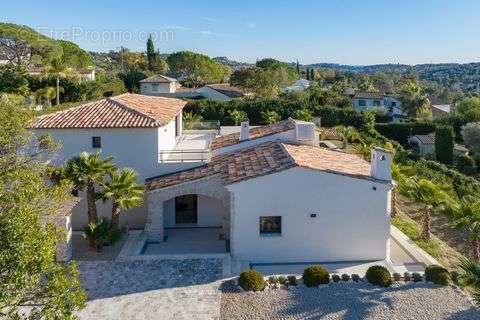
448 196 480 262
63 152 115 224
435 125 454 165
44 57 76 105
102 168 144 231
146 34 156 71
0 96 86 318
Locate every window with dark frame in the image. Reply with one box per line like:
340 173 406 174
92 136 101 148
259 216 282 235
358 99 366 107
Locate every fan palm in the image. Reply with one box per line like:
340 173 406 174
64 152 115 223
35 87 57 107
336 126 360 149
45 57 77 105
458 258 480 305
448 195 480 262
182 112 203 130
399 178 451 240
102 168 144 231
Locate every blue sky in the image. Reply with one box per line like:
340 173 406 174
2 0 480 65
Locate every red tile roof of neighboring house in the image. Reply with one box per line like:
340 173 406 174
30 93 186 129
145 141 374 191
211 119 297 150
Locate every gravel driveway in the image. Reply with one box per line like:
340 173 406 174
221 281 479 320
77 259 222 320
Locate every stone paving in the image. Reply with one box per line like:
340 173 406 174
76 259 223 320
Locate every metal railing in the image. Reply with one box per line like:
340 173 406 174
183 120 220 131
158 149 211 163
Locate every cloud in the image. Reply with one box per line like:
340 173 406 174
162 25 190 30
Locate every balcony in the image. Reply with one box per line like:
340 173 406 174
158 131 215 163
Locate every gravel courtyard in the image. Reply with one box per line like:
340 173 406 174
221 280 479 320
77 259 223 320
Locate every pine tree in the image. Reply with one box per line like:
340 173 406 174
306 68 310 80
310 68 315 81
146 34 156 71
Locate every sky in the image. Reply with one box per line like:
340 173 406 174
2 0 480 65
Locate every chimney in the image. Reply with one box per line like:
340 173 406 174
370 147 392 181
240 121 250 141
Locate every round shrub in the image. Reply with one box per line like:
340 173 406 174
268 276 278 285
278 276 287 285
341 274 351 282
412 272 423 282
425 265 451 286
287 275 297 286
403 272 411 282
238 270 266 292
366 265 392 287
393 273 402 282
351 274 360 282
332 274 341 282
302 266 330 287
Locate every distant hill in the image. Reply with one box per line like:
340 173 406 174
213 56 252 70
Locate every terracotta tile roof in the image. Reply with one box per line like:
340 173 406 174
322 127 339 140
30 93 186 129
140 75 177 83
413 134 435 145
211 119 296 150
205 84 244 98
145 141 374 191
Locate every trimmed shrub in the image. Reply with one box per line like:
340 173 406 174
341 274 351 282
412 273 423 282
403 272 411 282
332 274 341 282
278 276 287 285
83 217 111 251
302 266 330 287
455 153 477 175
351 274 361 282
238 270 266 291
287 276 297 286
365 266 392 287
435 125 454 165
393 273 402 282
425 265 451 285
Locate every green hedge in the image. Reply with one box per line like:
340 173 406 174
435 126 454 165
375 122 436 146
185 99 373 130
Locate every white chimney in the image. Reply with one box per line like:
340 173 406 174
370 147 392 181
240 121 250 141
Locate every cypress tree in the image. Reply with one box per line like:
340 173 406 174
310 69 315 81
435 125 454 165
146 34 156 71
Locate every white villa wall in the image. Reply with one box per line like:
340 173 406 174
140 82 175 95
163 195 224 228
197 86 231 101
228 167 391 263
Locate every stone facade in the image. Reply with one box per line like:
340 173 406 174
145 176 232 243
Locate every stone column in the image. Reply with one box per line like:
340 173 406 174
145 194 164 242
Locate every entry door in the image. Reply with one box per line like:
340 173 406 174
175 195 198 224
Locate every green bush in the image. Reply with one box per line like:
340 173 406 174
412 272 423 282
425 265 451 285
451 271 460 284
83 217 111 251
341 274 351 282
455 153 477 175
375 122 436 146
403 272 411 281
268 276 278 285
351 274 360 282
393 273 402 281
302 266 330 287
332 274 341 282
278 276 287 285
238 270 266 291
287 275 297 286
435 125 454 165
365 266 392 287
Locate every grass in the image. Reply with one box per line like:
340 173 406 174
392 212 465 269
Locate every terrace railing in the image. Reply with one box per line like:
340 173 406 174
158 149 211 163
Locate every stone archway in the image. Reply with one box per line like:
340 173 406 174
144 176 231 243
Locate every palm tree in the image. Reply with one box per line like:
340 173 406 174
399 81 431 118
182 112 203 130
458 258 480 305
335 126 360 149
35 87 57 107
64 152 115 223
45 57 76 105
448 195 480 262
102 168 144 231
353 141 374 161
399 178 450 240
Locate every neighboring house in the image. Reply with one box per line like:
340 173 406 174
27 66 96 81
30 93 213 229
196 84 245 101
409 133 469 157
431 104 452 118
285 79 310 92
140 75 245 101
353 92 406 122
32 98 394 264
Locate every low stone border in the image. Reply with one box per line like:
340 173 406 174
390 225 440 267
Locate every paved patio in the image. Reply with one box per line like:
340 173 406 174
76 259 223 320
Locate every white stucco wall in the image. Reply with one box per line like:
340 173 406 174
227 167 391 263
163 195 224 228
197 87 231 101
140 82 175 95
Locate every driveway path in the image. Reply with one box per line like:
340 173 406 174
76 259 223 320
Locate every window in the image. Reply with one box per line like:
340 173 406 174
151 84 160 92
391 101 397 107
358 99 366 107
373 100 381 107
92 136 101 148
259 216 281 236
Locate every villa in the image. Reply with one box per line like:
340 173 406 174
31 93 393 264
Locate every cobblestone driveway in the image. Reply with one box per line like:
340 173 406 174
77 259 223 320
